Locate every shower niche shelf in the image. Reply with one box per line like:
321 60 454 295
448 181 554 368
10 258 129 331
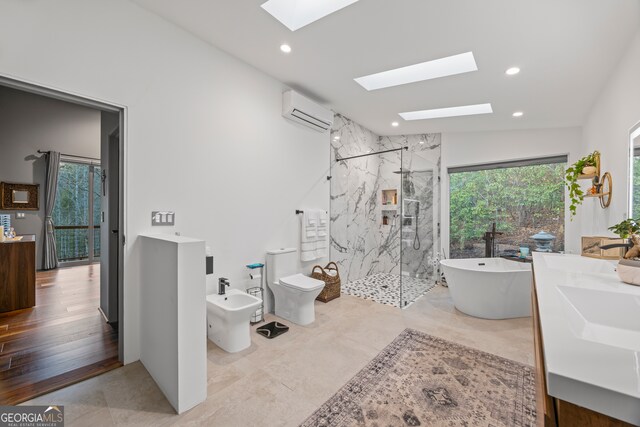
381 189 398 206
381 189 398 226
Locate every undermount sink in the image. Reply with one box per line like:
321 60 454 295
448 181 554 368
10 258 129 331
206 289 262 353
557 285 640 352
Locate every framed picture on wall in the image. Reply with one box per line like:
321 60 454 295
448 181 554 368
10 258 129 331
0 182 39 210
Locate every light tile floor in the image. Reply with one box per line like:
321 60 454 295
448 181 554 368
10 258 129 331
23 286 534 427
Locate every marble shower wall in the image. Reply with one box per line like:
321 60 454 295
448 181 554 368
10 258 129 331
330 114 390 283
380 134 441 280
330 114 441 284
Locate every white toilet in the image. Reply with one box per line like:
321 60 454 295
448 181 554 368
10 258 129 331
266 248 325 326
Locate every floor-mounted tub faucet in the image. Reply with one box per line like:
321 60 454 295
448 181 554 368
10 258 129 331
482 222 503 258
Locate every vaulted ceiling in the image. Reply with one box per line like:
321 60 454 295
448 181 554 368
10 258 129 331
133 0 640 135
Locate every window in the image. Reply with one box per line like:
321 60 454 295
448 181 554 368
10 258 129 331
630 124 640 217
449 157 566 258
631 148 640 217
52 161 101 263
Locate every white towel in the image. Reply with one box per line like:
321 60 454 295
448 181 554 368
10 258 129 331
315 209 328 259
318 211 328 225
300 242 315 252
301 210 318 261
300 209 329 261
301 210 318 243
315 245 328 259
301 249 317 262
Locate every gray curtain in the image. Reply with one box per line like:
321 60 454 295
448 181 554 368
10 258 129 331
43 151 61 270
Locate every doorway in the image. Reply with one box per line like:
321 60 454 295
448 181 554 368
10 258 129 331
0 77 125 404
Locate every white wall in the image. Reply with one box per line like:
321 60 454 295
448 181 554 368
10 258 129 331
580 30 640 236
0 0 329 363
0 86 101 269
441 127 583 256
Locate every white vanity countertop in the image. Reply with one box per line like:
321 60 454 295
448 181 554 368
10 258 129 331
533 252 640 425
139 233 204 244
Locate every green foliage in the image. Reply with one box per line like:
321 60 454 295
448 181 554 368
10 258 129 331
608 218 640 239
449 163 565 257
52 162 101 261
632 156 640 217
564 151 599 218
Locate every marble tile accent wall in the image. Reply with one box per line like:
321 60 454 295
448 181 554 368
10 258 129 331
380 134 441 280
330 114 441 286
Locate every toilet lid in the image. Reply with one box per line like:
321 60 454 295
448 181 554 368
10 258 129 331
279 273 325 291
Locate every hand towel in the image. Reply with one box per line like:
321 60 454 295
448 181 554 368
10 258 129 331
301 210 318 243
315 209 328 259
301 249 317 262
301 210 319 261
315 244 328 259
318 211 328 225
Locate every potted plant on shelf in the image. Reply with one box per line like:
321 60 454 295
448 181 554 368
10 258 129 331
565 150 600 218
606 218 640 286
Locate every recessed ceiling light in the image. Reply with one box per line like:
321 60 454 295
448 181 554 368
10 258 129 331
512 111 524 117
333 135 340 140
399 103 493 121
354 52 478 91
280 44 292 53
391 121 399 127
419 141 425 144
505 67 520 75
261 0 360 31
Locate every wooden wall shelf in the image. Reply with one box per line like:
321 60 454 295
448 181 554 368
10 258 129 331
578 153 612 209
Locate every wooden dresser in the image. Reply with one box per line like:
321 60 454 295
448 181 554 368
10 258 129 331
0 234 36 313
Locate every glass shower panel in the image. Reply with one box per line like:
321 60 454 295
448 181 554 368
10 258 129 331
399 140 441 308
330 116 442 309
329 148 403 307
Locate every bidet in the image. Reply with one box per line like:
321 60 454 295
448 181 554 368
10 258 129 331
206 289 262 353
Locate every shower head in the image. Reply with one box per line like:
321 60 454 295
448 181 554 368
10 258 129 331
393 168 430 174
393 169 411 175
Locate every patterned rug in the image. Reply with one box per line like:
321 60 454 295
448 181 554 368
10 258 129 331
301 329 536 427
342 273 436 308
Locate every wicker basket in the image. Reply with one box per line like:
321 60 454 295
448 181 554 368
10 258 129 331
311 262 341 303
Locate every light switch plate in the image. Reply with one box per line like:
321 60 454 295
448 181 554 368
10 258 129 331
16 213 25 219
152 211 175 226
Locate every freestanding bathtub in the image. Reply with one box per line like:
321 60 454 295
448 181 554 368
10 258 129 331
440 257 532 319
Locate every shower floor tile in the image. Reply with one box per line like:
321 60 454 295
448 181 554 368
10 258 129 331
341 273 435 308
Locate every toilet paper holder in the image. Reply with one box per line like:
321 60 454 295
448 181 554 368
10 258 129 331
246 262 265 324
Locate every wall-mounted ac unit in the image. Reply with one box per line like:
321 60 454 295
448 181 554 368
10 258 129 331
282 90 333 132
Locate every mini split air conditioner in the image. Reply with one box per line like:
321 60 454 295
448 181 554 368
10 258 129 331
282 90 333 132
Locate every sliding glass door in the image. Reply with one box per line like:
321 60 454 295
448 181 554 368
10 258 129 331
52 160 101 265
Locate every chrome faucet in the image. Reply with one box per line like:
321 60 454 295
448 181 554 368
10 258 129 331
482 222 504 258
218 277 230 295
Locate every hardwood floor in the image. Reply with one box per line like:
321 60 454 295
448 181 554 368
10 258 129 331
0 265 120 405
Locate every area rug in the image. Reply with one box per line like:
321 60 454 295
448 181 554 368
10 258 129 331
300 329 536 427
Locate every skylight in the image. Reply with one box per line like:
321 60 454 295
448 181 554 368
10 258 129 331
354 52 478 91
261 0 359 31
399 103 493 120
